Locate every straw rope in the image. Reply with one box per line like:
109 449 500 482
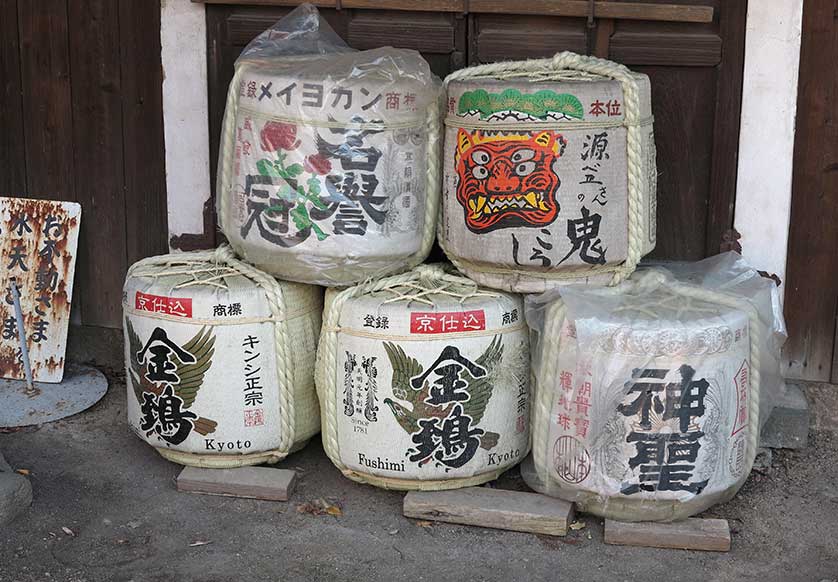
530 270 763 521
217 64 441 286
126 245 307 467
315 263 528 490
440 51 651 288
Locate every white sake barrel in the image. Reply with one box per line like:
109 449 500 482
216 44 441 286
123 246 322 468
525 270 760 521
316 264 531 490
440 52 657 293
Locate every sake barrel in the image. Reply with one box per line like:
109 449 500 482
216 42 441 286
123 245 322 468
524 270 761 521
315 264 531 490
439 51 657 293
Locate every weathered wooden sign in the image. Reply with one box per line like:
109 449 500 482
0 197 81 383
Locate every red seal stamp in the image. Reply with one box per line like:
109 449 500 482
244 408 265 427
553 435 591 484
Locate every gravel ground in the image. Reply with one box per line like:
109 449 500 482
1 370 836 582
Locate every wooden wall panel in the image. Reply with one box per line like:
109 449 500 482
68 0 127 328
120 0 169 267
0 0 26 195
784 0 838 382
0 1 167 329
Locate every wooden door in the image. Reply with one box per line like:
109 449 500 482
203 0 746 262
784 0 838 383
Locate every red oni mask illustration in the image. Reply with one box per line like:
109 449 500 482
455 129 566 233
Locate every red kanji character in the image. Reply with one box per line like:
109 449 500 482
439 313 459 332
246 81 257 99
414 314 437 333
606 99 621 116
574 394 591 416
557 413 571 430
403 93 416 108
461 312 482 330
243 117 253 131
589 99 606 116
559 371 573 392
578 381 592 398
385 92 401 110
574 417 590 438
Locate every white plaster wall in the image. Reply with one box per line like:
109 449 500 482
161 0 210 249
734 0 804 292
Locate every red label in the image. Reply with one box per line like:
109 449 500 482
410 310 486 334
731 360 750 436
135 291 192 318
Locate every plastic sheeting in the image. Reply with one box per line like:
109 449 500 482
217 4 442 287
523 252 786 521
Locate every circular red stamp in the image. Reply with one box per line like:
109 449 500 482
553 435 591 484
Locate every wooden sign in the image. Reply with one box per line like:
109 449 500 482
0 197 81 383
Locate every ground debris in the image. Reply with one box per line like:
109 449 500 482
296 498 342 517
61 527 75 537
188 540 212 547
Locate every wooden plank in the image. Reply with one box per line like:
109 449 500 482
0 0 26 195
604 518 731 552
643 66 718 261
705 0 747 256
177 466 297 501
473 14 588 63
469 1 713 23
119 0 168 266
17 0 78 318
348 12 456 53
17 0 75 202
594 18 615 58
609 31 722 67
68 0 127 329
784 0 838 382
195 0 337 6
403 487 575 536
343 0 466 11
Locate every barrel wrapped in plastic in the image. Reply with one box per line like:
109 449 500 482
522 253 787 521
216 4 441 286
123 246 323 468
440 52 656 292
316 264 531 490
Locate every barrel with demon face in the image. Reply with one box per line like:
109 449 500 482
440 52 657 292
216 48 441 287
316 264 531 490
525 270 761 521
123 246 322 468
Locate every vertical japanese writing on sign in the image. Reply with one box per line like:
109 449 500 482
0 197 81 383
242 334 264 427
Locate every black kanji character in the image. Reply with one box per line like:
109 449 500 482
259 82 273 101
331 87 352 110
35 266 59 292
213 304 227 317
2 317 16 340
276 82 296 106
39 239 59 263
242 335 260 349
11 215 31 236
557 206 607 266
7 245 28 271
581 132 610 161
139 385 197 445
43 215 62 237
409 404 484 469
137 327 196 384
228 303 242 316
30 319 48 343
302 83 324 107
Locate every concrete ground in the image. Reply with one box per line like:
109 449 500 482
1 369 837 582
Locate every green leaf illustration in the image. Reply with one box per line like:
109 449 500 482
307 177 322 196
286 163 303 177
257 159 279 177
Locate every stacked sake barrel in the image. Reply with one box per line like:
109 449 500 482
123 246 323 468
523 263 778 521
216 31 441 287
439 52 657 293
315 264 531 490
